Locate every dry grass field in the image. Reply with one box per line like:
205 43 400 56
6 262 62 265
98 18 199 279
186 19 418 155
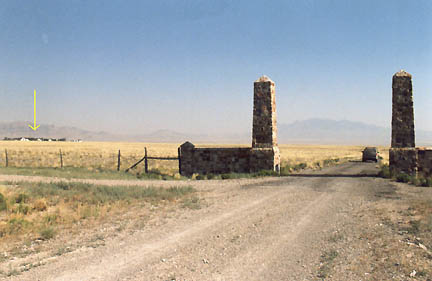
0 141 389 176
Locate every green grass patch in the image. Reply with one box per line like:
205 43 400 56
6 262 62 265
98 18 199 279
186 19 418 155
0 166 185 181
181 196 201 210
0 193 7 211
418 177 432 187
0 181 196 241
219 170 281 180
39 226 56 240
8 181 196 205
396 173 411 183
6 218 32 235
317 249 339 278
378 164 391 179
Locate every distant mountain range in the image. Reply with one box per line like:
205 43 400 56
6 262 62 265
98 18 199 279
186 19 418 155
1 119 431 146
279 119 432 146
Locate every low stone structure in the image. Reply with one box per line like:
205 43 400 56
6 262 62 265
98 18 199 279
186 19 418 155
417 148 432 177
389 148 418 176
179 142 251 175
389 148 432 178
179 75 280 177
389 70 432 178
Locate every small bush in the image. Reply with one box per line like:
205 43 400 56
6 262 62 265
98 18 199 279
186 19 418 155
195 174 206 180
39 226 56 240
143 172 163 180
396 173 411 183
16 203 31 215
182 196 201 210
378 164 391 178
280 166 291 176
33 199 48 211
293 163 307 171
43 214 58 225
221 173 234 180
7 218 31 234
418 177 432 187
407 220 421 234
0 193 7 211
57 182 70 190
255 170 279 177
15 193 29 204
323 159 339 166
206 173 216 180
426 177 432 187
148 168 162 175
411 177 421 186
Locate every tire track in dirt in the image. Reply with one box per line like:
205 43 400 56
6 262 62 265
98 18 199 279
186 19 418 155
214 191 333 281
5 163 381 281
12 181 295 281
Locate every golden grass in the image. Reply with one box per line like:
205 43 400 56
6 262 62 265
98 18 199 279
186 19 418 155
0 141 180 175
0 141 390 175
0 181 195 244
278 144 389 167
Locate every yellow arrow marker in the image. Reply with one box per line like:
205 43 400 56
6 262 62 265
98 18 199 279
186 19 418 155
28 89 40 131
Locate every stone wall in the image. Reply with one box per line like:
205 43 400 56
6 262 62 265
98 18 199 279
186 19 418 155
179 142 251 176
389 148 417 176
179 142 280 176
250 147 280 172
389 148 432 178
178 75 280 177
417 148 432 178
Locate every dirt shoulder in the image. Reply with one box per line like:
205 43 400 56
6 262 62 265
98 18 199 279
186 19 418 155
1 162 431 280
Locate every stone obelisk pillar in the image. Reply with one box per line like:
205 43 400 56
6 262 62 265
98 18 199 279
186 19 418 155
390 70 417 176
251 75 280 172
391 70 415 148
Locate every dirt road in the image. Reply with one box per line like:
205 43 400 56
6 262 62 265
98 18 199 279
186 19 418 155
4 162 432 280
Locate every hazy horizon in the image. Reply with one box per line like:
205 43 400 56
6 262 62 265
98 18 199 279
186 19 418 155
2 118 432 147
1 0 431 136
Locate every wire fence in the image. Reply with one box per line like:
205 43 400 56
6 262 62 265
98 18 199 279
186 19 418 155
0 147 180 175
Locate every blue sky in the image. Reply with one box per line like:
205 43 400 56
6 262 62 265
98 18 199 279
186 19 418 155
0 0 431 135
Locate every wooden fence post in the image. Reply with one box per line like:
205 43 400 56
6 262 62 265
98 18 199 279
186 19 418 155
59 149 63 168
5 149 8 168
178 147 182 175
144 147 148 174
117 149 121 171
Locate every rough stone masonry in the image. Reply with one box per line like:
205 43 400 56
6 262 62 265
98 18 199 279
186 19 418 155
389 70 432 177
179 75 280 176
250 75 280 172
391 70 415 148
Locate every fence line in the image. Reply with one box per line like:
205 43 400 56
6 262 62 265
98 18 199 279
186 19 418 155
59 149 63 168
117 149 121 171
4 149 8 167
1 146 180 174
144 147 148 174
125 147 179 173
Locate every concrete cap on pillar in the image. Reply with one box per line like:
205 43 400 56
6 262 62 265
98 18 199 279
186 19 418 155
394 70 412 78
180 141 195 149
255 75 274 83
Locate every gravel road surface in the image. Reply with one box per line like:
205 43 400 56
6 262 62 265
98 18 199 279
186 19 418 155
3 162 430 281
